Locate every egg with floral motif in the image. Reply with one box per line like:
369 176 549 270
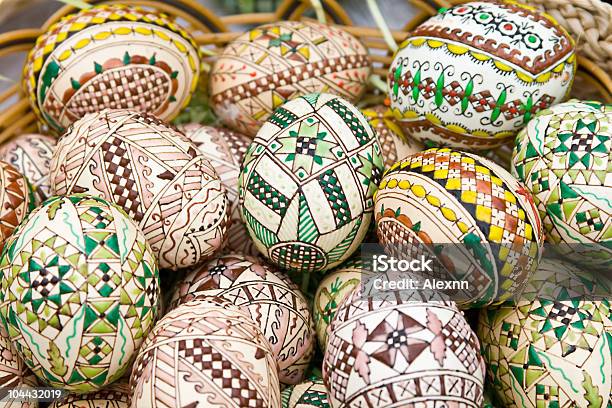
23 4 200 133
388 0 576 150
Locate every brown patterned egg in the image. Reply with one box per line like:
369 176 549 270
0 133 57 202
361 105 424 168
170 254 314 385
178 124 258 256
23 4 200 133
0 325 39 408
49 109 230 270
210 21 371 137
49 382 129 408
0 161 36 252
130 297 281 408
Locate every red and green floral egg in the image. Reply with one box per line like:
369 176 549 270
238 93 383 273
388 0 576 150
210 21 371 137
374 148 544 307
23 4 200 133
0 195 160 393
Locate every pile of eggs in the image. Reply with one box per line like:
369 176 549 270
0 1 608 407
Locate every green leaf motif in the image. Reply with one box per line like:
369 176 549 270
94 62 103 74
123 52 131 65
48 342 67 377
491 107 501 122
582 372 603 407
412 69 421 103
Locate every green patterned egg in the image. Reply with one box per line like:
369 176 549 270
512 100 611 269
281 376 330 408
0 194 160 393
313 258 363 350
478 257 612 407
238 93 383 273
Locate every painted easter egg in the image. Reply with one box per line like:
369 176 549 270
178 124 257 256
512 100 611 269
281 376 330 408
361 105 424 169
50 109 230 270
323 290 485 407
313 258 364 350
0 161 36 252
130 297 281 408
210 21 371 137
23 4 200 133
478 257 612 407
0 324 39 408
0 133 57 202
388 0 576 150
374 148 544 307
239 93 383 273
50 382 129 408
0 194 160 392
170 254 314 385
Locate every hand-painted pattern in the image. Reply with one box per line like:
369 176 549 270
179 124 257 256
130 297 281 408
313 258 363 350
374 148 544 307
0 195 160 392
211 21 371 137
170 254 314 385
478 258 612 408
0 134 57 202
0 161 36 253
281 376 330 408
361 105 423 169
50 381 129 408
0 323 39 408
239 93 383 273
512 100 611 269
323 290 485 407
50 109 230 270
388 0 576 150
23 5 200 133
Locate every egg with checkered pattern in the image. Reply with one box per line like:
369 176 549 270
129 297 282 408
374 148 544 307
50 109 230 270
210 21 371 137
23 4 200 134
238 93 383 273
512 100 611 270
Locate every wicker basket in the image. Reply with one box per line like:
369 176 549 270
0 0 610 146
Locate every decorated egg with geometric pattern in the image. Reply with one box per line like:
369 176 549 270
477 257 612 408
0 133 57 202
178 124 257 256
129 297 281 408
0 161 36 253
49 381 130 408
512 100 611 269
210 21 371 137
50 109 230 270
388 0 576 150
313 258 363 351
238 93 384 273
169 254 314 385
0 324 39 408
23 4 200 134
281 376 330 408
361 105 424 169
374 148 544 307
0 194 160 393
323 290 485 407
